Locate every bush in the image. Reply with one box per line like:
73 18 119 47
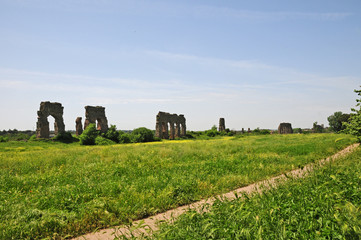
11 133 30 141
206 129 218 137
118 133 131 144
29 135 37 141
53 131 74 143
344 86 361 142
95 136 115 145
104 125 119 143
293 128 303 134
130 127 154 143
260 129 271 135
79 124 98 145
0 136 8 142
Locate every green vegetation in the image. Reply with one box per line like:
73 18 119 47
153 146 361 240
313 122 325 133
328 111 351 133
0 134 356 239
79 124 156 145
79 123 98 145
344 86 361 142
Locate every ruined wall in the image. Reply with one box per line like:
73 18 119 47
155 111 186 139
84 106 109 134
278 122 293 134
36 101 65 138
75 117 83 136
219 118 225 132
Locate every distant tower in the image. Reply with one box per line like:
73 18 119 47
219 118 226 132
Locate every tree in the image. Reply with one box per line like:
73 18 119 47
79 123 98 145
327 111 350 132
104 125 119 143
344 86 361 142
313 122 324 133
130 127 154 143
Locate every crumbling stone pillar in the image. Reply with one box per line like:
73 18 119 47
219 118 225 132
278 123 293 134
169 122 175 140
75 117 83 136
36 101 65 138
84 106 109 134
175 123 181 138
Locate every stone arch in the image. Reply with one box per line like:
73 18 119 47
36 101 65 138
155 111 186 139
83 106 109 134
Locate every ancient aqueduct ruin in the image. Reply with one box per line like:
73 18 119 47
36 102 110 138
36 101 294 139
155 111 186 139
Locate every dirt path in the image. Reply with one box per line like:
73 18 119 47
74 143 359 240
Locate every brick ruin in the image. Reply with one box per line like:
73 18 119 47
219 118 225 132
278 122 293 134
83 106 109 134
75 117 83 136
36 102 110 138
155 111 186 139
36 101 65 138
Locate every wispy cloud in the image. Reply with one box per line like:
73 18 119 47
6 0 352 22
193 6 353 21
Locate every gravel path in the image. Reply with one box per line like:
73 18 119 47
74 143 359 240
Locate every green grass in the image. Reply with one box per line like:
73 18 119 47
0 134 356 239
152 144 361 239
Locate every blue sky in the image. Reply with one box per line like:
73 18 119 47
0 0 360 131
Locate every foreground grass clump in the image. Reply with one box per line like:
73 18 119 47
0 134 356 239
153 147 361 239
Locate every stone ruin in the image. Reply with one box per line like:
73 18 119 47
83 106 109 134
155 111 186 139
75 117 83 136
219 118 225 132
36 101 65 138
278 122 293 134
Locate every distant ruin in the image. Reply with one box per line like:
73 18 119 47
278 123 293 134
75 117 83 136
155 111 186 139
83 106 109 134
219 118 225 132
36 101 65 138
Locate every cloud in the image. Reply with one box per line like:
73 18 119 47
194 7 353 21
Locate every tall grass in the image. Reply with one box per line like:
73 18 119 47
152 145 361 239
0 134 356 239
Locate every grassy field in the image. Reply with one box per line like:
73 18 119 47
0 134 356 239
152 142 361 239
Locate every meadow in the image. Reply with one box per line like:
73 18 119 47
0 133 356 239
152 142 361 239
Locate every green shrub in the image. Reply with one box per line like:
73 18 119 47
79 123 98 145
206 130 217 137
95 136 115 145
344 86 361 142
294 128 303 134
0 136 8 142
104 125 119 143
260 129 271 135
130 127 154 143
118 133 131 144
29 134 37 141
53 131 74 143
